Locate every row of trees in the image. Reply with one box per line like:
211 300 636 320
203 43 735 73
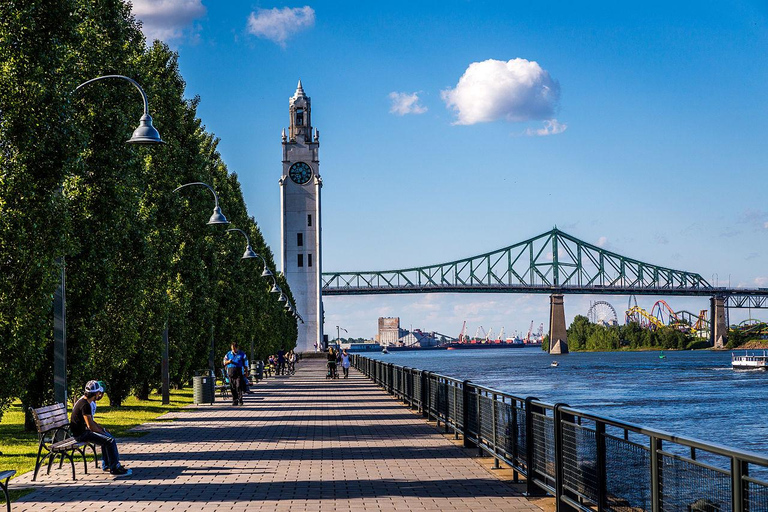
0 0 296 421
566 316 696 351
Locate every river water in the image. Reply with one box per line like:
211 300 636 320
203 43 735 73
366 347 768 456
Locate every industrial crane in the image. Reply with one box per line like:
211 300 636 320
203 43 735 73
458 321 467 343
525 321 534 344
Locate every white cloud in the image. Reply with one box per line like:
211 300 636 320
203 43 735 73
131 0 206 43
764 222 768 229
388 92 427 116
756 277 768 287
246 6 315 47
441 58 561 126
596 236 609 248
523 118 567 136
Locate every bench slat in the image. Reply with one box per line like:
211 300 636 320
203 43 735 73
0 470 14 480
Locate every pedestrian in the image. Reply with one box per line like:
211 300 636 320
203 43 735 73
89 381 119 471
288 350 297 375
223 342 247 405
341 349 351 378
326 347 338 379
277 348 286 375
70 380 131 477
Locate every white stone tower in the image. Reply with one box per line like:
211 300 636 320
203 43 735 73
280 80 323 353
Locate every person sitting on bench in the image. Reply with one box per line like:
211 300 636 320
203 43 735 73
70 380 131 477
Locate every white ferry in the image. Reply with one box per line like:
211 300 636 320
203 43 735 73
731 351 768 370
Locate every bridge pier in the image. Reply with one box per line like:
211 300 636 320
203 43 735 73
549 294 569 355
710 296 727 348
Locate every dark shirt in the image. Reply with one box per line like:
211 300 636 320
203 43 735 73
70 397 92 438
277 350 285 363
327 352 335 362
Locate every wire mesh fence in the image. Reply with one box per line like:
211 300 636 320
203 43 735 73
352 355 768 512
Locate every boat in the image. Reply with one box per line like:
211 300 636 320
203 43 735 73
381 347 389 354
551 361 559 367
659 351 666 359
732 351 767 370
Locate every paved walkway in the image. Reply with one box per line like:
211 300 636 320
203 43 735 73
13 360 539 511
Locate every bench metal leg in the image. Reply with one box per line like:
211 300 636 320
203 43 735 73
32 444 49 482
1 475 11 512
77 447 88 474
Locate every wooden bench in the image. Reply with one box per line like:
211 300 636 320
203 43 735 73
30 403 97 481
0 470 15 512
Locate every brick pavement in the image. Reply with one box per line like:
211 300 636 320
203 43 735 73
12 359 540 511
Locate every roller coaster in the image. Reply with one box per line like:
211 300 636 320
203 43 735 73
611 298 711 336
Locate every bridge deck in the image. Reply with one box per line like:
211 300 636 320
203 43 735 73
12 359 539 511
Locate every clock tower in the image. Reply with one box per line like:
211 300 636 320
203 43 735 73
280 80 323 353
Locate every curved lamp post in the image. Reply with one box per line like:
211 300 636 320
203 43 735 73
173 182 229 225
160 182 229 401
225 228 258 259
54 75 164 405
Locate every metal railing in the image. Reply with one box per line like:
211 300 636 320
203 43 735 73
353 355 768 512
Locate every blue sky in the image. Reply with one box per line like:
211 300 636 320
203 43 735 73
132 0 767 339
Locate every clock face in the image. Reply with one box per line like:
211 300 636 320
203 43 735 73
289 162 313 185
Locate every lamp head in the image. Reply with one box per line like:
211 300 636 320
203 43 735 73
278 293 287 303
208 206 229 225
127 114 164 144
261 267 273 278
242 245 258 259
270 284 280 294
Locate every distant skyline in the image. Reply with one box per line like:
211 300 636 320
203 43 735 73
131 0 767 339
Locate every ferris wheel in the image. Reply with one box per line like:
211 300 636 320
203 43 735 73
587 301 618 325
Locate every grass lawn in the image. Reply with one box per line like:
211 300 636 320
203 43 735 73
0 388 193 504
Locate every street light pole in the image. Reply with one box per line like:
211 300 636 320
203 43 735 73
53 75 163 405
169 182 229 398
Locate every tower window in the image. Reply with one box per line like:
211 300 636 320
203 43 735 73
297 233 303 247
307 214 312 227
297 254 304 268
308 254 313 267
296 108 304 126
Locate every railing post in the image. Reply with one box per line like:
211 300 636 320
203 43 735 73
651 436 661 512
492 393 500 469
476 388 483 457
554 403 565 511
596 422 606 512
463 380 475 448
525 397 547 497
732 457 746 512
421 371 430 418
453 383 459 440
511 399 519 483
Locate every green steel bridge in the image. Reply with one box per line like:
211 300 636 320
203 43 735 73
321 228 768 310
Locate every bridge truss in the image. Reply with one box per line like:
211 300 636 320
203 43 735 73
323 228 715 296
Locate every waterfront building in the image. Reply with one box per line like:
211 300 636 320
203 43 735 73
377 317 402 347
280 81 323 353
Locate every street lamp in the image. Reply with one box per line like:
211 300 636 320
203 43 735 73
54 75 164 405
225 228 258 259
336 325 348 350
173 182 229 225
164 182 229 401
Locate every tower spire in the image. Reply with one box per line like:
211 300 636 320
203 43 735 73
294 79 306 98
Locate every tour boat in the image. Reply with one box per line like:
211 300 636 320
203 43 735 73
381 347 389 354
732 351 768 370
551 361 559 367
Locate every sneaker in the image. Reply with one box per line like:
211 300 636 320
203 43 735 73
110 466 132 477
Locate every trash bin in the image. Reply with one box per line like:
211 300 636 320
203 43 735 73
193 370 215 405
255 360 264 380
250 362 259 382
